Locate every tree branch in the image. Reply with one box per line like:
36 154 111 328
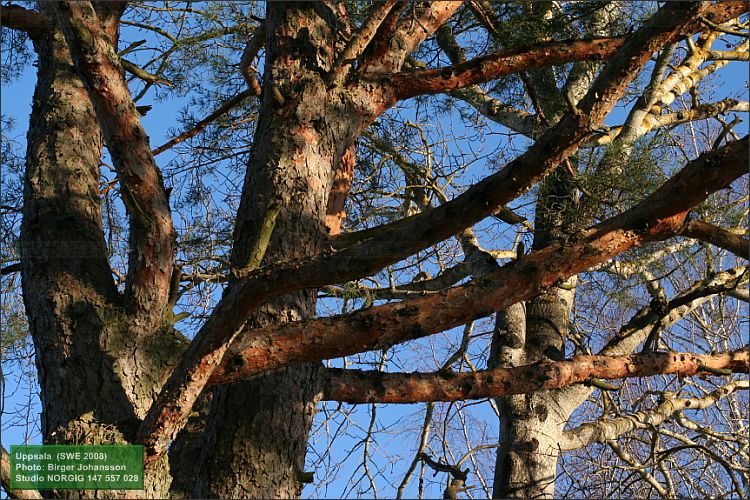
0 263 21 276
152 89 256 156
681 219 749 259
0 4 49 41
135 1 717 466
239 21 265 96
318 349 748 404
336 1 712 255
392 36 627 101
587 98 748 147
388 1 746 102
559 380 749 451
361 1 463 73
329 0 398 86
434 24 537 137
208 138 748 387
51 1 175 319
120 58 173 87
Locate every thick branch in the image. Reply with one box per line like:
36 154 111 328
329 0 398 86
389 1 746 102
587 98 749 147
393 36 626 101
361 1 463 73
319 349 748 404
136 1 715 465
52 1 175 316
0 4 49 41
209 138 748 386
334 1 710 255
681 219 749 259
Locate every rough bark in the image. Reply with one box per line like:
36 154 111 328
19 5 182 497
169 4 362 498
18 18 133 500
319 349 750 403
206 135 747 386
10 1 746 498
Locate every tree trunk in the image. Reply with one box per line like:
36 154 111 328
20 7 180 497
170 4 360 498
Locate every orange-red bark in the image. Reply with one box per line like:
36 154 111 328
207 136 747 386
321 349 749 403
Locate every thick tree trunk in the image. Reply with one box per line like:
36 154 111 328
22 15 126 450
20 8 180 498
490 8 588 492
20 24 136 500
169 4 360 498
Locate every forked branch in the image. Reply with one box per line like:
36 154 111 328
52 1 175 318
207 137 747 386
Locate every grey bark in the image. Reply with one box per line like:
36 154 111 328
490 4 617 497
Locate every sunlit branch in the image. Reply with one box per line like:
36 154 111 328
239 22 265 95
329 0 398 86
208 139 747 387
559 380 749 451
134 1 715 467
362 1 463 73
319 349 748 404
587 98 748 147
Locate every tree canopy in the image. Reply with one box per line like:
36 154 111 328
1 1 748 498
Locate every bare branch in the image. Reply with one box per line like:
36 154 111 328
435 24 537 136
559 380 749 451
329 0 398 86
392 36 626 101
152 89 256 156
208 139 748 387
587 98 748 147
607 440 669 497
319 349 749 404
681 219 749 259
239 22 265 95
